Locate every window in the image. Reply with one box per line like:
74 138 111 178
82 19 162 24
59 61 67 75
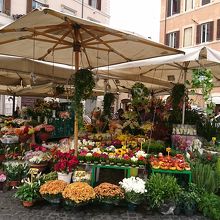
32 0 44 9
185 0 193 11
61 5 77 16
183 27 192 47
167 0 180 17
217 19 220 39
201 0 210 6
196 21 213 44
88 0 101 10
165 31 180 48
0 0 3 12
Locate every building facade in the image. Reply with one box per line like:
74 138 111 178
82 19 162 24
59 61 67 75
0 0 110 115
160 0 220 50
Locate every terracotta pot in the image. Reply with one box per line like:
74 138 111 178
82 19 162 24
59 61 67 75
8 180 20 187
22 201 34 207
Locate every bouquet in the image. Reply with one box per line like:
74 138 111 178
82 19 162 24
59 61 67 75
59 111 70 119
40 180 68 204
94 182 124 204
62 182 95 207
119 177 147 205
53 150 79 174
34 124 55 142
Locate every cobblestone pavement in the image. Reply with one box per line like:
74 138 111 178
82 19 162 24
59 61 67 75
0 190 209 220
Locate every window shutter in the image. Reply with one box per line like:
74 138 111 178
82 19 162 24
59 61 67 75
217 19 220 39
176 0 180 13
167 0 171 17
165 33 169 46
26 0 32 13
208 21 214 41
175 31 180 48
4 0 11 16
97 0 101 10
88 0 92 6
196 25 201 44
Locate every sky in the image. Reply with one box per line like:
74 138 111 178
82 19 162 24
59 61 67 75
109 0 161 42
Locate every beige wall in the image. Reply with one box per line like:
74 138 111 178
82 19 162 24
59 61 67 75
1 0 110 26
160 0 220 49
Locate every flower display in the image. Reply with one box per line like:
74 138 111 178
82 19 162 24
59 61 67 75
0 173 6 182
62 182 95 205
23 150 52 164
34 124 55 133
119 177 147 204
94 182 124 204
39 180 68 196
53 150 79 173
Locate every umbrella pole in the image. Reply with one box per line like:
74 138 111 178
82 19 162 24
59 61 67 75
181 69 187 125
73 27 80 156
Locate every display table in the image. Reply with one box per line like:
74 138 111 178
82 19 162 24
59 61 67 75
91 164 131 186
151 168 192 182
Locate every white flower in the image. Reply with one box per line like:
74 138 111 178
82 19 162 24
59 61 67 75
86 152 92 157
119 177 147 194
91 148 101 153
135 150 147 158
131 156 138 162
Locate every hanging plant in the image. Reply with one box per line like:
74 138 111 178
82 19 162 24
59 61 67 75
131 82 149 109
103 93 115 118
191 68 215 116
171 84 186 111
72 69 96 114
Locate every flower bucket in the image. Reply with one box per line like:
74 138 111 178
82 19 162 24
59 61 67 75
29 162 48 173
8 180 20 187
57 172 72 183
127 202 138 212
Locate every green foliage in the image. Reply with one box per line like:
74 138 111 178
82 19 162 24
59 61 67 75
191 162 218 193
131 82 149 109
192 68 215 116
198 192 220 220
142 140 165 154
146 173 181 209
103 93 115 118
171 84 185 110
73 69 95 114
39 171 58 184
15 182 40 202
4 162 28 181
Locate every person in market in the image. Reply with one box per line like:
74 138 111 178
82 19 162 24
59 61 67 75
13 106 20 118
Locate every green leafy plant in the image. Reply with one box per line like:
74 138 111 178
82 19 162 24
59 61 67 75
3 161 28 181
191 68 215 116
198 192 220 220
191 162 218 193
103 93 115 118
146 173 181 209
15 181 40 202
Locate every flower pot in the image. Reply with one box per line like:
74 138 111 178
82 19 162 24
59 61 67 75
57 172 72 183
22 201 34 207
8 180 20 187
29 162 48 173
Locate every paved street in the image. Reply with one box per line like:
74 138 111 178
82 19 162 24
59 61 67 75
0 190 208 220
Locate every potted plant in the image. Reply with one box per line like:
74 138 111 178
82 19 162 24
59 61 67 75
15 181 40 207
3 161 28 187
0 172 6 190
146 173 181 213
39 180 68 204
119 176 147 211
62 182 96 208
53 149 79 183
94 182 124 206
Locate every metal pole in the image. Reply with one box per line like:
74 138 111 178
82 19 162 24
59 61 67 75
12 94 15 116
182 69 187 125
